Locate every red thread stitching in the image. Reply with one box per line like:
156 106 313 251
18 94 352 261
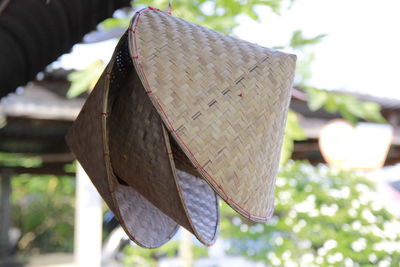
148 6 162 11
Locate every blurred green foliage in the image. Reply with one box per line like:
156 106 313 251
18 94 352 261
66 60 105 98
0 152 42 168
285 29 327 85
11 175 75 253
280 110 306 164
123 238 207 266
290 30 327 49
101 17 131 30
123 241 179 267
304 87 387 125
103 0 284 34
220 161 400 266
63 161 77 174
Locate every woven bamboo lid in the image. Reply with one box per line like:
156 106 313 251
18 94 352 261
129 7 296 222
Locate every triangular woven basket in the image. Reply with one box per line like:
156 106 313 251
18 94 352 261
67 7 296 248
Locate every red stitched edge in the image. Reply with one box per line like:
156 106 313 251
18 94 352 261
130 8 274 223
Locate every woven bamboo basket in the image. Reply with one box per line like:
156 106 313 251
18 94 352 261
67 6 296 248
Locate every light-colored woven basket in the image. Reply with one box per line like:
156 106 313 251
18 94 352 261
129 8 296 221
67 6 296 247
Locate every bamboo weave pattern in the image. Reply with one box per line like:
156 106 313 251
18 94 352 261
67 7 296 248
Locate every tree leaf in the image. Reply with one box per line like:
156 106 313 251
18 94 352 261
67 60 105 98
280 110 306 164
290 30 327 49
305 87 328 111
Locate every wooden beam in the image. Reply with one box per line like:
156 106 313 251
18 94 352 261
41 153 75 163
